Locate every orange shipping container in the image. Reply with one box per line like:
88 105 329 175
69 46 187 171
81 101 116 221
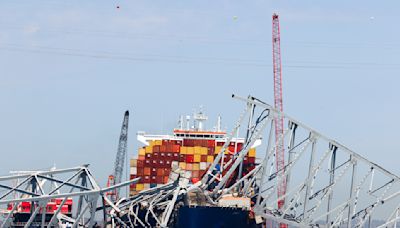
163 176 169 184
138 155 145 161
249 148 256 157
207 155 214 163
139 148 145 156
157 168 164 176
144 167 151 176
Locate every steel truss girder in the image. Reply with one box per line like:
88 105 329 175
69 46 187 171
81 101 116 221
0 165 138 228
231 94 400 227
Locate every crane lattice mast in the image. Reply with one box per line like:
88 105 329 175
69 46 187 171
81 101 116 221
272 13 286 211
107 110 129 202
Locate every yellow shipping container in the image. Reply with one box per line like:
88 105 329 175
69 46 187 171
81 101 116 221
193 163 200 170
179 162 187 170
136 184 144 191
187 147 194 155
225 149 229 155
194 146 202 155
249 148 256 157
130 159 137 167
139 148 146 156
207 155 214 163
145 146 152 153
215 146 222 154
180 146 187 154
155 140 162 146
200 147 208 155
149 140 155 147
194 154 201 163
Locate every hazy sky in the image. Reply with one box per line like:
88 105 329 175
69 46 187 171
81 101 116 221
1 0 400 188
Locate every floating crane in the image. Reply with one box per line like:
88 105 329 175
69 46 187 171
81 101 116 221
107 110 130 202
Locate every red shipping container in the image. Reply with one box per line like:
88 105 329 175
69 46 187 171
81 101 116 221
165 160 172 168
199 170 206 177
237 143 243 151
200 155 207 162
130 183 136 189
173 152 179 161
65 198 73 206
61 205 69 214
186 155 194 163
153 152 159 158
166 152 173 159
151 168 157 176
217 142 224 146
208 147 215 155
151 159 158 167
151 175 157 183
248 157 256 164
143 175 151 184
160 152 166 158
145 159 151 166
158 160 165 168
137 160 144 167
153 145 160 152
183 139 194 147
156 176 163 183
145 153 152 159
207 140 215 148
223 156 229 163
164 168 171 176
160 145 166 152
137 168 144 176
176 140 182 145
138 155 145 160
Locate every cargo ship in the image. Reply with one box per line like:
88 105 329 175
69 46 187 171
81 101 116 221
129 109 258 195
127 109 259 227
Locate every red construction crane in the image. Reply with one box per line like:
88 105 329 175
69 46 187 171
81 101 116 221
272 13 287 213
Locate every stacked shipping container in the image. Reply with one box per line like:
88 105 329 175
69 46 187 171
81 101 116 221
129 138 256 196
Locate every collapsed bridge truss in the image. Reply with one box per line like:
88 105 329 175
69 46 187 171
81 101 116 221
1 95 400 228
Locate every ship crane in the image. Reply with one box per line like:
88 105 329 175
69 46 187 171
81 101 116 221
107 110 130 202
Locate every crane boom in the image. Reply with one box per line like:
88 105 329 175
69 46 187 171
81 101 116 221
107 110 129 202
272 13 286 210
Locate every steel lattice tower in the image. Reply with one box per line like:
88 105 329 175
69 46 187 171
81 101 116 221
272 14 286 211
